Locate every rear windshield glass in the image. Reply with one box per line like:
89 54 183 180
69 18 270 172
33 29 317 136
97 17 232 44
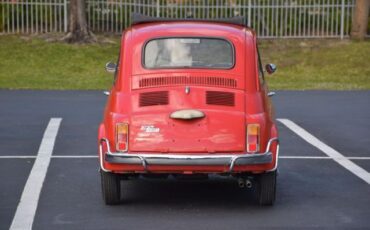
144 38 234 69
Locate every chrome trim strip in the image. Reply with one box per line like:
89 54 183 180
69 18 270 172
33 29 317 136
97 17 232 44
99 141 109 172
229 137 278 172
267 144 279 172
99 137 279 173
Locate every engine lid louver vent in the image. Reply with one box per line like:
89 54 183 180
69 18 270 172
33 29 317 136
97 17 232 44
139 91 169 107
136 76 237 89
206 91 235 107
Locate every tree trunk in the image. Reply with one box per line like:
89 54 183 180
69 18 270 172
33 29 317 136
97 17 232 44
351 0 369 40
63 0 96 43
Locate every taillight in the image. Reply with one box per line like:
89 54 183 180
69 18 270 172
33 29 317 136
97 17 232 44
247 124 260 153
116 123 128 152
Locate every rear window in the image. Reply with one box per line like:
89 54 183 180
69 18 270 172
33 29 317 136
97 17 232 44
144 38 234 69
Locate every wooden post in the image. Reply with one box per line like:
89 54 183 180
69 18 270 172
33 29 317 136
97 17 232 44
351 0 369 40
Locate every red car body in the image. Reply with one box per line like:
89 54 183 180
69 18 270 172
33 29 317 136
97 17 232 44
98 14 279 205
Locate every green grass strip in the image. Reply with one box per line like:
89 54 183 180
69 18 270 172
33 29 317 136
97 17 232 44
0 35 369 90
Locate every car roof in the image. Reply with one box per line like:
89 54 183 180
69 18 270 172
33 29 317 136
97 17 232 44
131 13 247 27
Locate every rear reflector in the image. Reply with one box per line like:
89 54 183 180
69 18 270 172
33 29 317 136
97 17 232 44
116 123 128 152
247 124 260 153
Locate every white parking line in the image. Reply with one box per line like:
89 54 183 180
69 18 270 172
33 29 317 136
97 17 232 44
346 157 370 160
0 156 36 159
279 156 331 159
278 118 370 185
52 155 98 158
1 155 370 160
10 118 62 230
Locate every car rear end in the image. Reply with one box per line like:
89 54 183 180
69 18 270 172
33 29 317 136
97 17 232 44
98 18 279 205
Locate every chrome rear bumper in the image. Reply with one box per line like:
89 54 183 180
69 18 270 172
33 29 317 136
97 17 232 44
99 138 279 173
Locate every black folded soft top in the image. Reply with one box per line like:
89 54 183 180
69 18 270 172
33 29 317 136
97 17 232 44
131 13 247 27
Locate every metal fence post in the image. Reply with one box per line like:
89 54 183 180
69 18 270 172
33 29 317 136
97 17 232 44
64 0 68 32
340 0 345 39
0 0 362 38
247 0 251 27
156 0 160 17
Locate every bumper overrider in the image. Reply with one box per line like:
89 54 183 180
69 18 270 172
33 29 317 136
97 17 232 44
99 138 279 173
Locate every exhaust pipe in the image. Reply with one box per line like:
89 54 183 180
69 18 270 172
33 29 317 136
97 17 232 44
237 178 253 189
245 179 252 188
238 178 245 188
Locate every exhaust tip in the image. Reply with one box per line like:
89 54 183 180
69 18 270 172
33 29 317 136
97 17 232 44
237 178 253 189
237 178 245 188
246 179 253 188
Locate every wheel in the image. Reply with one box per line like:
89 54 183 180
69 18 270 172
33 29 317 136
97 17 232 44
100 170 121 205
256 170 277 206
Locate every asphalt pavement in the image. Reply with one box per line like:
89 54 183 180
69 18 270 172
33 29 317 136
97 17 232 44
0 90 369 230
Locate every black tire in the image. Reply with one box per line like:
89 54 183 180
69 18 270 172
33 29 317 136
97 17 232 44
256 170 277 206
101 170 121 205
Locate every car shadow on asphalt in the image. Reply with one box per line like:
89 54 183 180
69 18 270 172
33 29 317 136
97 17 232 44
119 176 262 208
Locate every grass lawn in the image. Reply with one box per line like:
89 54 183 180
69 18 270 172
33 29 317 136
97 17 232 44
0 35 118 90
259 39 370 90
0 35 369 90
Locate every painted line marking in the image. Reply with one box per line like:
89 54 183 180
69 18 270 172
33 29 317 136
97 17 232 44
279 156 331 159
345 157 370 160
0 155 97 159
0 156 36 159
10 118 62 230
1 155 370 160
52 155 98 158
278 118 370 185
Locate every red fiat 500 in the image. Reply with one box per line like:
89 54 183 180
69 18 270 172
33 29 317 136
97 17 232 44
98 14 279 205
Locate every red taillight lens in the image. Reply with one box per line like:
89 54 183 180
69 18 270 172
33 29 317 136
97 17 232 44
116 123 128 152
247 124 260 153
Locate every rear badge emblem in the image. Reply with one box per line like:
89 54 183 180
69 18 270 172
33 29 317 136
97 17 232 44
140 125 160 133
185 86 190 94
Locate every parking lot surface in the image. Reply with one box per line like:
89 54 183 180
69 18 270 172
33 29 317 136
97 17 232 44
1 90 369 230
